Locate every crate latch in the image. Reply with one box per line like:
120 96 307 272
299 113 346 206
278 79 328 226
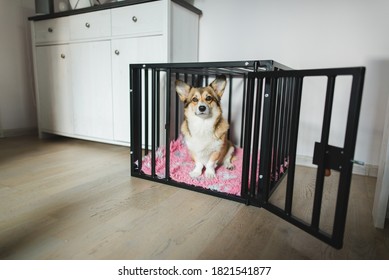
312 142 345 173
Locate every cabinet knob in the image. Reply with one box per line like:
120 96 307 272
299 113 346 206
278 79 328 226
85 22 90 28
60 54 65 59
115 50 120 55
48 27 53 33
132 16 137 23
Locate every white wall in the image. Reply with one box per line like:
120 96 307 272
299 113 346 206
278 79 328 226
194 0 389 170
0 0 37 136
1 0 387 171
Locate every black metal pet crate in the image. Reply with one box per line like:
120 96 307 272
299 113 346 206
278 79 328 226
130 60 365 249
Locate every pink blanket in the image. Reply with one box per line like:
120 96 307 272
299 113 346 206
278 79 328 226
141 136 288 196
141 136 244 195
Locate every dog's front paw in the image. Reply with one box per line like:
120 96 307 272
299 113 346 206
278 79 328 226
205 168 216 179
224 162 235 170
190 169 202 178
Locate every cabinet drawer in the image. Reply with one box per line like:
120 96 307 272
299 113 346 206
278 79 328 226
35 17 69 44
112 1 164 37
70 10 111 40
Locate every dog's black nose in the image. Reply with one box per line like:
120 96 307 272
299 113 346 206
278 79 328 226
199 105 206 112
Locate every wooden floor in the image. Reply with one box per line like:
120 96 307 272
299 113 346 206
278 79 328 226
0 135 388 260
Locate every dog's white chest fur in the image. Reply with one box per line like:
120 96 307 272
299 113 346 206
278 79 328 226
185 115 222 165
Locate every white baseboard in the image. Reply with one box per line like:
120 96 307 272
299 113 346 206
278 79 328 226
296 155 378 178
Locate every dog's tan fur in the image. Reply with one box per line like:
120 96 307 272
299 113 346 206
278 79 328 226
176 75 234 178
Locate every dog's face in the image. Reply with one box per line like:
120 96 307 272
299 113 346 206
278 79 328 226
175 75 227 119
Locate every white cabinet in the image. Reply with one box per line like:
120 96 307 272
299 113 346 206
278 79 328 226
70 41 113 140
111 35 166 143
35 45 74 135
30 0 200 145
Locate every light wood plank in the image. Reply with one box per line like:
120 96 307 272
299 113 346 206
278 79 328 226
0 136 388 259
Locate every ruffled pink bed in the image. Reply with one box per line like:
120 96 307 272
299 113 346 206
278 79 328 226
141 136 243 195
141 136 288 196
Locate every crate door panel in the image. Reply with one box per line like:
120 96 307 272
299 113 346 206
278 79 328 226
249 68 365 249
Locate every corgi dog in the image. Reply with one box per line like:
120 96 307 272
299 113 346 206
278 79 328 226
175 75 234 178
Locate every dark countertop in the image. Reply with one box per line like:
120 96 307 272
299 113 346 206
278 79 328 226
29 0 202 21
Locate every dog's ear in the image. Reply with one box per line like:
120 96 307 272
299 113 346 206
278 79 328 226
210 75 227 98
175 80 191 102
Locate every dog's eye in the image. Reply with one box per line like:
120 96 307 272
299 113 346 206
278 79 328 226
205 96 213 102
192 97 198 102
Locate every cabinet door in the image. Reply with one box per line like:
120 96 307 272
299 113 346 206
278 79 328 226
111 35 166 143
70 40 113 140
36 45 74 135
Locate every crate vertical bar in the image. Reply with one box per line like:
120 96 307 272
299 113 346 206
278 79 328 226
278 78 288 177
151 68 157 177
284 77 294 165
175 72 180 139
258 77 277 203
144 69 149 155
156 70 161 147
164 68 172 180
311 75 336 229
271 79 282 183
332 68 365 248
284 77 303 215
227 74 233 140
130 66 142 174
241 74 255 200
240 74 248 148
250 77 264 199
